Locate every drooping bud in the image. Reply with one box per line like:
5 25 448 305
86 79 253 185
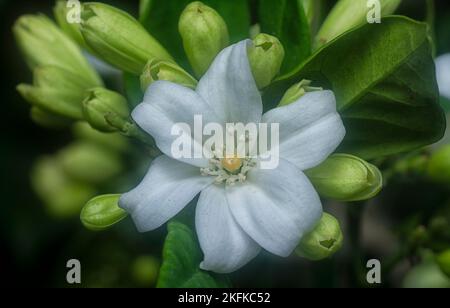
178 2 229 77
296 213 343 261
315 0 402 48
17 66 89 120
30 107 72 129
80 194 128 231
248 33 285 89
82 87 130 132
306 154 383 202
140 59 197 91
80 2 173 74
278 80 323 106
57 142 123 185
31 156 96 218
427 145 450 185
13 14 101 86
436 249 450 278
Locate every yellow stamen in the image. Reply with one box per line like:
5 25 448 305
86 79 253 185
221 156 243 173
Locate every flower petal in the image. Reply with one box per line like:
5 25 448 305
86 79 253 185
436 53 450 100
119 155 213 232
196 185 261 273
133 81 222 167
197 40 263 124
262 90 345 170
227 159 322 257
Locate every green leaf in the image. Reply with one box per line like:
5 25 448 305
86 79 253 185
259 0 311 75
157 220 230 288
139 0 250 70
264 16 446 160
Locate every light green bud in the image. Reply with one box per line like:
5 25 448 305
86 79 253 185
57 142 123 184
54 0 86 48
32 156 96 218
13 14 101 86
82 87 130 132
436 249 450 278
306 154 383 202
403 255 450 288
132 256 160 287
140 59 198 91
81 194 128 231
278 79 323 106
72 122 129 153
248 33 285 89
179 2 229 77
30 107 72 129
296 213 343 261
427 145 450 185
80 2 173 74
17 66 90 120
315 0 401 48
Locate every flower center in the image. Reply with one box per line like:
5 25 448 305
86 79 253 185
201 155 256 185
221 156 243 174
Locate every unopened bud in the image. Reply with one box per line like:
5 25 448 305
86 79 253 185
140 60 197 91
82 87 130 132
30 107 72 129
13 14 101 86
80 2 173 74
296 213 343 261
315 0 401 48
81 194 128 231
278 80 323 106
58 142 123 184
306 154 383 201
32 156 96 218
179 2 229 77
248 33 285 89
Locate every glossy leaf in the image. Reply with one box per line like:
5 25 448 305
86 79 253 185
264 17 446 160
157 220 230 288
259 0 311 75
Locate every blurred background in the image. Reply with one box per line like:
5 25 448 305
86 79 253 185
1 0 449 288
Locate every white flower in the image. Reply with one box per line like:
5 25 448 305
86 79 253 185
436 53 450 100
119 40 346 273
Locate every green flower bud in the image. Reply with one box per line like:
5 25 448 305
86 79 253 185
80 2 173 74
13 14 101 86
72 122 129 153
436 249 450 278
140 59 198 91
427 145 450 185
278 80 323 106
248 33 285 89
81 194 127 231
306 154 383 202
54 0 86 48
132 256 160 287
17 66 89 120
403 255 450 288
58 142 123 184
296 213 343 261
315 0 401 48
32 156 96 218
30 107 72 129
179 2 229 77
82 87 130 132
